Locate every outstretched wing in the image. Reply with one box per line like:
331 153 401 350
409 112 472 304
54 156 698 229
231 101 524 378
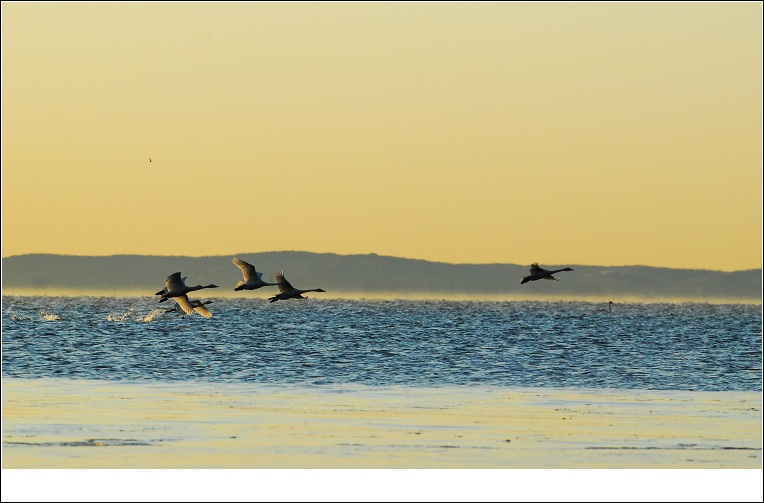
529 263 543 274
274 271 294 293
173 294 196 316
232 257 257 282
164 272 187 293
193 303 213 319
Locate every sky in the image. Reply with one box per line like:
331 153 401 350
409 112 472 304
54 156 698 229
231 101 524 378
2 2 762 272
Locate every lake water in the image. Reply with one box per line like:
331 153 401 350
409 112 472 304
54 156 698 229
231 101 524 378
2 296 761 392
3 295 763 500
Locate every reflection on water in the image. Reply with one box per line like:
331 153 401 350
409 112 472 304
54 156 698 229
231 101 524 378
3 378 761 469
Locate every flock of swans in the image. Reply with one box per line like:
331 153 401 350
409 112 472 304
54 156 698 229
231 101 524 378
156 257 327 319
157 259 573 319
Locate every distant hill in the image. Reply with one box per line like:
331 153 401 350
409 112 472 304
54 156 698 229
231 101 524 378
1 252 761 303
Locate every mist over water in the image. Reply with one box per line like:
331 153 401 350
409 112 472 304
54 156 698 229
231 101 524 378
2 296 761 392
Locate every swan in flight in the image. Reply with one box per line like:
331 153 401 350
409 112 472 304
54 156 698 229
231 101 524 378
232 257 277 291
155 276 186 309
520 262 574 285
155 272 218 312
268 271 326 303
165 298 214 319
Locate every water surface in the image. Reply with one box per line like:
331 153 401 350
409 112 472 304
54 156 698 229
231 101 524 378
3 296 761 392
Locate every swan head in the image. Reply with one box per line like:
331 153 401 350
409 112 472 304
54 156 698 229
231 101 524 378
316 288 326 293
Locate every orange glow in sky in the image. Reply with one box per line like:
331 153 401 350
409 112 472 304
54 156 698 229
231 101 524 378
2 2 761 271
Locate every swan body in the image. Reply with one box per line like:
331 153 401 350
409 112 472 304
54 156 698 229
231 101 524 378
156 276 186 296
232 257 276 291
155 272 218 311
520 263 574 285
268 271 325 303
165 297 214 319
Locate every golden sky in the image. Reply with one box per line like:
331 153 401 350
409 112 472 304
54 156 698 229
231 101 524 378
2 2 761 271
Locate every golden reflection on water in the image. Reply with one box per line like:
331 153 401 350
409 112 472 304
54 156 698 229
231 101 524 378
2 379 761 469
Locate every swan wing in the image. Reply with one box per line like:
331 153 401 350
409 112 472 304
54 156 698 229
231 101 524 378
233 257 257 281
165 272 185 291
529 263 544 274
174 294 196 316
275 271 294 293
193 304 213 319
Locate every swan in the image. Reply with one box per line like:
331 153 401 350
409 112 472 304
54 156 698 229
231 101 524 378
165 297 214 319
268 271 326 303
594 301 615 313
164 301 189 319
520 262 574 284
232 257 277 291
155 272 218 312
157 276 187 296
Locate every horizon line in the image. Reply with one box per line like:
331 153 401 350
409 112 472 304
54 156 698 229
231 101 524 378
1 250 762 273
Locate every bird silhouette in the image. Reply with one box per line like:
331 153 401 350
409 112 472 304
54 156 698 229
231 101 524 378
232 257 277 291
155 272 218 313
268 271 325 303
520 263 574 285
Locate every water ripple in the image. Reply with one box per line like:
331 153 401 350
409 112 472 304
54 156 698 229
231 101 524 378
2 296 761 391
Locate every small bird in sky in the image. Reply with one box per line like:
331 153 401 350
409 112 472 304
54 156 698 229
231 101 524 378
149 157 153 162
520 263 574 285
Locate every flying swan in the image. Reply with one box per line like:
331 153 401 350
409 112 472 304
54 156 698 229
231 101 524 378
165 297 214 319
232 257 277 291
155 272 218 314
520 262 574 285
268 271 326 303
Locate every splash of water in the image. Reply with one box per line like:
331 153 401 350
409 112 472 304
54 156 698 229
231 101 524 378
39 311 61 321
7 310 28 321
107 309 133 322
137 309 166 322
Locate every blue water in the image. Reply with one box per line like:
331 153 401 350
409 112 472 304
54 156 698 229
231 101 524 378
2 296 761 392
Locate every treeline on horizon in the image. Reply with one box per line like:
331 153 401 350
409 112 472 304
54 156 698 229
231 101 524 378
1 252 761 302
